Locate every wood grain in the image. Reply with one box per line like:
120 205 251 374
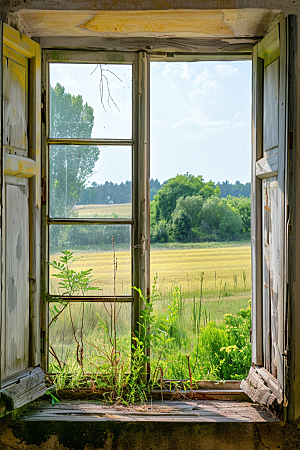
0 367 46 410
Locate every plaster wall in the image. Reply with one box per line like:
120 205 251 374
1 418 300 450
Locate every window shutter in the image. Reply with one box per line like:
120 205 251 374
0 23 46 414
241 18 291 411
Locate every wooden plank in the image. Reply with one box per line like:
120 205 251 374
286 14 297 423
257 25 279 60
240 379 276 407
256 367 283 404
256 154 278 179
262 178 272 372
3 50 28 154
28 36 42 368
0 367 46 410
241 366 283 407
251 45 263 366
40 36 256 54
18 400 279 423
1 181 30 380
8 9 281 39
4 153 36 178
275 17 287 391
3 23 37 59
263 58 279 154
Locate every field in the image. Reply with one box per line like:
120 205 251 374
74 203 131 218
49 244 251 382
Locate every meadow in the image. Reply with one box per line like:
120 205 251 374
74 203 131 218
49 243 252 385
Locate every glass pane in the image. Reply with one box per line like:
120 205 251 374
49 225 131 296
149 61 252 381
49 145 132 218
49 302 131 377
49 63 132 139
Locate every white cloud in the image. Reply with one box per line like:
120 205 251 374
151 62 160 68
193 68 211 86
162 62 194 80
173 108 230 136
188 89 201 104
62 74 79 89
235 111 243 118
188 80 220 106
215 64 239 77
200 79 220 96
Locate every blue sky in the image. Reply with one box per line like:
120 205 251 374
50 59 251 186
150 60 252 184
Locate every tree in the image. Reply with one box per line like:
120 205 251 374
153 173 220 223
49 83 100 217
171 209 192 242
174 195 204 228
226 196 251 238
201 197 243 241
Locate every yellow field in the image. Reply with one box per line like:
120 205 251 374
50 245 251 297
151 246 251 295
74 203 131 218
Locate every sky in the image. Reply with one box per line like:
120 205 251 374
50 59 251 186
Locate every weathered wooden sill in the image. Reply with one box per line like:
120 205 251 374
17 399 279 423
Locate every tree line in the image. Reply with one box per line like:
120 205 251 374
77 178 250 205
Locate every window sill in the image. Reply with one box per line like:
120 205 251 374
17 399 279 423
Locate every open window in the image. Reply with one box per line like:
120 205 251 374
0 23 46 413
0 14 295 417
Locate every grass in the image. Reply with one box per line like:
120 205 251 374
48 243 251 386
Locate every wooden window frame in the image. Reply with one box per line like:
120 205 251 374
41 49 150 372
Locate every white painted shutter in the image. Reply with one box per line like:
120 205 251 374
0 23 46 413
242 18 291 410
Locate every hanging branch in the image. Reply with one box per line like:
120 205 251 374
90 64 122 112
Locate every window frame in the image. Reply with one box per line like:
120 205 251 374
41 50 148 371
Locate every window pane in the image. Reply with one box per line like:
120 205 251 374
49 225 131 296
49 64 132 139
49 145 132 218
49 302 131 375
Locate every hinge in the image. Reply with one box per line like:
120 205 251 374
41 91 46 124
282 349 291 360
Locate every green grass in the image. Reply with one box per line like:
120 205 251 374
48 244 251 385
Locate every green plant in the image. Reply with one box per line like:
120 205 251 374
48 250 100 371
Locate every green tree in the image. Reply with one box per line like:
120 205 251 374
49 83 100 217
226 196 251 238
201 197 243 241
171 209 192 242
174 195 204 228
154 173 219 223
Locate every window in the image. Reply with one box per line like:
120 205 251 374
0 15 295 418
43 51 140 373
